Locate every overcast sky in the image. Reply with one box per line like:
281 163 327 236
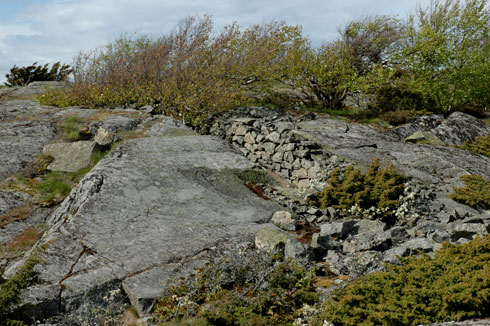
0 0 432 84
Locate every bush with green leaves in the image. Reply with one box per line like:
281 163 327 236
5 62 72 87
310 158 407 223
312 234 490 326
450 174 490 210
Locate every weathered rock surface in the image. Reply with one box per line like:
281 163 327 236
6 134 280 320
43 141 96 172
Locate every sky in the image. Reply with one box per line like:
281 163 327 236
0 0 433 84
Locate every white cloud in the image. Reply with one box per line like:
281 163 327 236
0 0 432 83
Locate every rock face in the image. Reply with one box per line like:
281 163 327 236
6 132 280 319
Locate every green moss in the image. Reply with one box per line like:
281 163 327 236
310 158 407 223
456 133 490 159
450 174 490 210
0 254 41 325
155 258 318 326
312 235 490 326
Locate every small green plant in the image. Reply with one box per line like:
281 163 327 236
56 115 88 142
450 174 490 210
0 254 41 325
4 62 71 87
456 133 490 159
310 158 407 223
312 235 490 326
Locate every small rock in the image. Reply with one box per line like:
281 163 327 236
320 221 356 239
271 211 296 231
255 224 292 253
43 141 96 172
284 238 315 261
94 127 115 146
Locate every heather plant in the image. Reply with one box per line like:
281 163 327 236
312 235 490 326
5 62 71 87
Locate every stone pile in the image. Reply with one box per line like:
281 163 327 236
209 107 338 190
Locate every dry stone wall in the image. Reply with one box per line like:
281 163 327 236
209 107 340 191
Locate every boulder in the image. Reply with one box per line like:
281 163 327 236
43 141 96 172
94 127 115 146
270 211 296 231
255 224 293 252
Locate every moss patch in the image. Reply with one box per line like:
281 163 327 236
312 235 490 326
450 174 490 210
56 115 90 142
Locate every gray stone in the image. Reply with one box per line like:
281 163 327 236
271 211 296 231
234 124 248 136
351 219 387 235
284 238 314 261
266 132 281 143
448 223 488 241
144 117 195 137
94 127 115 146
244 132 255 144
319 221 356 239
324 250 384 277
272 152 284 163
343 231 392 253
0 119 56 179
8 135 280 319
255 224 293 252
262 142 276 154
292 168 308 179
101 115 141 133
43 141 96 172
404 131 444 145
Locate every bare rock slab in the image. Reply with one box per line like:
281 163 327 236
43 141 96 172
8 135 279 319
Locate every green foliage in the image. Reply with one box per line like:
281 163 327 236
310 158 407 223
450 174 490 209
312 235 490 326
5 62 71 87
44 16 309 128
399 0 490 112
155 258 318 326
368 81 438 114
0 255 41 325
456 133 490 158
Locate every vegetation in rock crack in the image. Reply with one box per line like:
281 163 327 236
56 115 90 142
450 174 490 209
456 133 490 159
7 149 109 207
0 226 44 260
154 255 318 326
4 62 71 87
309 158 407 223
311 234 490 326
0 255 41 325
38 1 490 128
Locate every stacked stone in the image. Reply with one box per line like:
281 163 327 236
209 108 332 189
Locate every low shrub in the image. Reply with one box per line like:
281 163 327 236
456 133 490 159
155 256 318 326
368 82 437 115
5 62 71 87
309 158 407 223
450 174 490 210
312 235 490 326
379 110 418 126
